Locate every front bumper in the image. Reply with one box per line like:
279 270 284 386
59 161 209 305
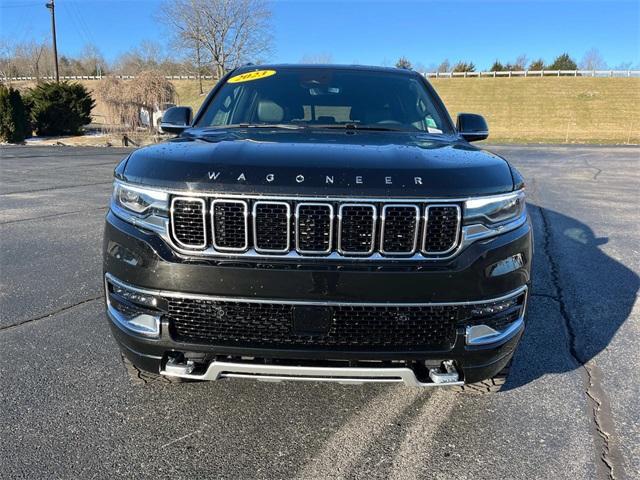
104 210 532 385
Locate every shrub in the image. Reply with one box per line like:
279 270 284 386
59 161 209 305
548 53 578 71
0 84 29 143
26 81 95 136
529 59 545 71
452 61 476 73
489 60 505 72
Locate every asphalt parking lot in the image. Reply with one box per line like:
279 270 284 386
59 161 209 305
1 144 638 479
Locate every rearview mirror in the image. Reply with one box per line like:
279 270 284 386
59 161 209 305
160 106 193 134
456 113 488 142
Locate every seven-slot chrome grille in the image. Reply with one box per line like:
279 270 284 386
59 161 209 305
169 196 461 259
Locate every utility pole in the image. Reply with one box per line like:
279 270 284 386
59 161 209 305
45 0 59 82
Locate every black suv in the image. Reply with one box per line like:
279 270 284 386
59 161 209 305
104 65 531 392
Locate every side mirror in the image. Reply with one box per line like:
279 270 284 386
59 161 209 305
160 106 193 134
456 113 488 142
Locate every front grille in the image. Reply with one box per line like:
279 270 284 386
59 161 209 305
424 205 460 253
212 200 248 251
296 203 333 253
171 198 206 248
253 202 290 252
167 298 460 349
169 196 462 259
381 205 420 254
338 204 376 254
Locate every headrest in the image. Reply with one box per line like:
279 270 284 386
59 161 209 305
257 100 284 123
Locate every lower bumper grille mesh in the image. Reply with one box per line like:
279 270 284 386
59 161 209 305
167 298 460 349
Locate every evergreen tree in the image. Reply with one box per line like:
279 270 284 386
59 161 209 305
26 81 94 136
0 84 29 143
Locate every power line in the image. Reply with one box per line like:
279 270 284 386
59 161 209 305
63 2 90 46
71 1 96 46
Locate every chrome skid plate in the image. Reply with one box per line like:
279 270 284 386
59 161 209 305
161 360 464 387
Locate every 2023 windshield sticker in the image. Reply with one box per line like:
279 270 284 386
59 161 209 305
228 70 277 83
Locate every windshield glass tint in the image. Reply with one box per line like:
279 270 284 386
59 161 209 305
196 68 452 133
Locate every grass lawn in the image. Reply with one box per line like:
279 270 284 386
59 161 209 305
431 77 639 144
172 79 217 112
9 76 639 145
173 76 639 144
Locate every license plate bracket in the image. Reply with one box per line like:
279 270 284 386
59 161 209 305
292 306 331 336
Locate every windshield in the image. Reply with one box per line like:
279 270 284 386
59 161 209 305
196 68 452 133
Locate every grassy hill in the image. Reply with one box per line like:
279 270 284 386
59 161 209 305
430 77 639 144
10 76 639 144
172 77 639 144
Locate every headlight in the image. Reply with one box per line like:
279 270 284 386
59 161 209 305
113 182 168 216
464 190 525 226
111 182 169 233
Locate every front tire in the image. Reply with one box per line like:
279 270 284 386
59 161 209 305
456 363 510 394
121 352 184 385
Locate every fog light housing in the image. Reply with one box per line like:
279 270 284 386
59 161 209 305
471 298 518 317
112 284 158 308
465 289 527 345
105 275 162 337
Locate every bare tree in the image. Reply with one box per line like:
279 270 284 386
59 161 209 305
191 37 210 93
529 58 545 71
413 62 427 74
580 48 607 70
112 40 192 75
513 54 528 70
159 0 273 78
395 56 412 69
96 70 176 132
612 61 633 70
79 43 106 76
437 59 451 73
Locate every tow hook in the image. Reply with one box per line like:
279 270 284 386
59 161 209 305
428 360 460 384
164 355 195 376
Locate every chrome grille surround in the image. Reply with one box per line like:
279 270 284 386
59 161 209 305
253 201 291 253
422 204 462 255
211 199 249 252
170 197 207 249
380 204 421 256
337 204 377 256
163 193 491 261
295 202 334 254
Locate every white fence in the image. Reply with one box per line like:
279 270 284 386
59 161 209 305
2 70 640 82
424 69 640 78
2 74 217 81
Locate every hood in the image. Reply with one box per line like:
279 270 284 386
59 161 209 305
121 129 514 197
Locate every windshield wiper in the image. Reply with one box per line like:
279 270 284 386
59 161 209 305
314 123 405 132
208 123 304 130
